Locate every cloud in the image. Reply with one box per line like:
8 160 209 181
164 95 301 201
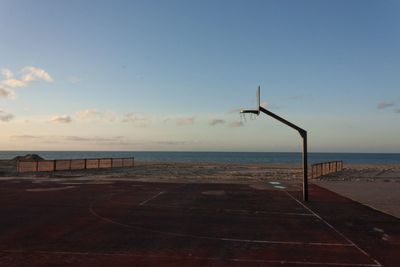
76 109 99 120
10 135 133 147
395 109 400 114
2 78 27 88
377 101 395 110
209 119 225 126
176 117 195 126
49 115 72 124
11 135 41 140
229 121 244 128
21 66 53 83
0 87 14 98
76 109 117 122
0 66 53 98
1 69 13 79
122 112 150 126
0 109 14 122
155 141 187 146
64 136 124 142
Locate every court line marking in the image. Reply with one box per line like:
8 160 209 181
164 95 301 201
142 204 314 217
273 185 287 189
285 191 383 267
88 196 351 247
0 249 381 266
269 181 281 185
139 191 165 206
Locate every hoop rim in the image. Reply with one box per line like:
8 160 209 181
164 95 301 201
240 109 260 115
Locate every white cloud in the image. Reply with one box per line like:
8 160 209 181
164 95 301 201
104 111 118 122
122 112 149 126
76 109 117 122
1 69 13 79
2 78 27 88
0 109 14 122
76 109 99 120
176 117 195 126
21 66 53 82
0 66 53 98
49 115 72 124
64 136 124 142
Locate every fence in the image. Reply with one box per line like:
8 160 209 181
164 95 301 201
311 161 343 178
16 157 134 173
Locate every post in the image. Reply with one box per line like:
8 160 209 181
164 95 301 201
302 132 308 202
258 106 309 202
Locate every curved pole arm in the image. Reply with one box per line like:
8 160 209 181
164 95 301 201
259 106 306 138
258 106 308 202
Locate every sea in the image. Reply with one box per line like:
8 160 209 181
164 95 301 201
1 151 400 165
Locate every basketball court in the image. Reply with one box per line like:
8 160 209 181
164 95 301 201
1 178 399 266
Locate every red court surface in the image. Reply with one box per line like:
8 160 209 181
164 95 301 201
0 179 399 266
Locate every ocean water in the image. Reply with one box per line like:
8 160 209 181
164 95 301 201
1 151 400 164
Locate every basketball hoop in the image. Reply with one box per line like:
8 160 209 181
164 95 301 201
239 86 309 202
240 86 261 122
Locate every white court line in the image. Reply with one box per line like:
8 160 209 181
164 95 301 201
0 249 381 266
88 199 351 247
273 185 286 189
139 191 165 206
144 205 314 217
284 191 383 267
269 181 281 185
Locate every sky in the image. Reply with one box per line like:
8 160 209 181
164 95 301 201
0 0 399 153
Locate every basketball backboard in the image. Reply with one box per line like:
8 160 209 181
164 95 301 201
240 86 260 115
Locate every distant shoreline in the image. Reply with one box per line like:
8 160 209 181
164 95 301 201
1 151 400 164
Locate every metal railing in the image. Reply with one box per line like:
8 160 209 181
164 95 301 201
311 161 343 178
16 157 134 173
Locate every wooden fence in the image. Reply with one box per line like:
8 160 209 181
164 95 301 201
16 157 134 173
311 161 343 178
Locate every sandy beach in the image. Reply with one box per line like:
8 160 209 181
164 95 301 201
314 164 400 218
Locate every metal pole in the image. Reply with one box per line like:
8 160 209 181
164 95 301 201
259 106 309 202
302 132 308 202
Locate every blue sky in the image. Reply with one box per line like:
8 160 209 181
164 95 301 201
0 0 399 152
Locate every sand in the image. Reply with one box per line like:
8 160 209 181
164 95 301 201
0 160 399 218
314 164 400 218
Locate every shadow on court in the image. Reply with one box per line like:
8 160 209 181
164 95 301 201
0 180 399 266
